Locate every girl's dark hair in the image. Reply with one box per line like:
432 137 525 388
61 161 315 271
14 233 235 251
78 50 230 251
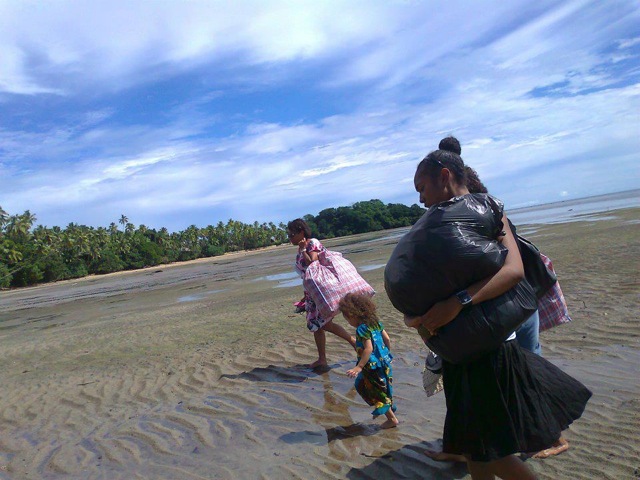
339 293 379 328
438 136 461 155
287 218 311 238
465 166 488 194
416 149 466 184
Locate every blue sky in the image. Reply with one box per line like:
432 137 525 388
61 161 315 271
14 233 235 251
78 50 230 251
1 0 639 232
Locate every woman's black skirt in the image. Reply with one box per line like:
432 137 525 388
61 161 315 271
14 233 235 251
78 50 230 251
442 340 591 462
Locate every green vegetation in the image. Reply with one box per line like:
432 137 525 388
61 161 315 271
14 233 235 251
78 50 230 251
0 200 423 288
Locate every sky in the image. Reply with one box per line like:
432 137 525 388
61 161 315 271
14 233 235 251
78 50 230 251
1 0 639 232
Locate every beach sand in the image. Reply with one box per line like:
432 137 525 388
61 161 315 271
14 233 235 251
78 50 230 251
0 208 638 479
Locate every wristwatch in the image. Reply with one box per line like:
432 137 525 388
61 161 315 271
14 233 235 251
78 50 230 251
455 290 473 308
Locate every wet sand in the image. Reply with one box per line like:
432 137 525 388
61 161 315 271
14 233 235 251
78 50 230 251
0 208 638 479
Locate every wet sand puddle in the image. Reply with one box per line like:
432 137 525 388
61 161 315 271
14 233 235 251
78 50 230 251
253 272 302 289
359 263 386 272
253 262 385 289
177 290 226 303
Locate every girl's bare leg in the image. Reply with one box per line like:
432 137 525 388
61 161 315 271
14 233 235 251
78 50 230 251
322 320 356 348
309 329 327 368
468 455 536 480
380 408 399 429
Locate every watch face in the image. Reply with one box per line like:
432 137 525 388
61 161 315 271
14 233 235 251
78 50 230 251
456 290 472 306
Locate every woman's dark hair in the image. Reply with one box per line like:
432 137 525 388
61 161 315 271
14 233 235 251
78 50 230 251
438 136 461 155
416 149 466 184
465 166 488 194
339 293 379 328
437 136 487 193
287 218 311 238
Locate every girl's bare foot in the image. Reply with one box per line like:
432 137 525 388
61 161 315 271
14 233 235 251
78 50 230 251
533 437 569 458
380 418 399 429
380 410 399 429
309 359 328 369
424 450 466 462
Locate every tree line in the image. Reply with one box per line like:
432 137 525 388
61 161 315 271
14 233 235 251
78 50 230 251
0 200 423 288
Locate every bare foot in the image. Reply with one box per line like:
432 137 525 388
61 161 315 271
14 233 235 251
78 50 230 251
380 409 399 429
424 450 466 462
380 418 399 429
533 437 569 459
308 359 328 369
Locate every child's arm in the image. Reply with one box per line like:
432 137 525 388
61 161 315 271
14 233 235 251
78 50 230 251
346 339 373 378
382 329 391 350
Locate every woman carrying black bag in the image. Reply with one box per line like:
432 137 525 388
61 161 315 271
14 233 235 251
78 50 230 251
399 150 591 480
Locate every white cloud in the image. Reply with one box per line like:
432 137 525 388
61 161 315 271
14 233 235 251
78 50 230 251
618 37 640 49
7 1 619 96
0 1 417 94
241 124 322 154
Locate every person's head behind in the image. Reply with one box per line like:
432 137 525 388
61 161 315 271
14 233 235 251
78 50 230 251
287 218 311 244
438 136 461 155
465 166 488 194
339 293 379 328
437 136 487 194
414 150 467 207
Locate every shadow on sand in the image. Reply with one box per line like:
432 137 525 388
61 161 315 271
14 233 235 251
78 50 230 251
219 363 343 383
279 422 382 446
345 440 469 480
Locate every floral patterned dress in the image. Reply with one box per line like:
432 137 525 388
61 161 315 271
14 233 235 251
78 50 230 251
353 322 395 417
294 238 328 332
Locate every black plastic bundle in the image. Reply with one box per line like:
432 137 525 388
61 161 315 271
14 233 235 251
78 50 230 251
423 280 537 364
384 193 538 364
384 194 507 317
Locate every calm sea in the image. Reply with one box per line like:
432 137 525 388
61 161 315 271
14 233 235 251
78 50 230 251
507 189 639 226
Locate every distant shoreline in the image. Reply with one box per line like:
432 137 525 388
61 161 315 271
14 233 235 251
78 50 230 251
0 243 291 294
507 187 639 213
3 191 638 293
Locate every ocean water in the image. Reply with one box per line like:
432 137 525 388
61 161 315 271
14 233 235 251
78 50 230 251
506 189 639 226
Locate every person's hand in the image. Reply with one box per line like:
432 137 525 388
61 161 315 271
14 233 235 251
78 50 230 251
421 296 463 335
404 314 423 328
346 366 362 378
297 238 307 250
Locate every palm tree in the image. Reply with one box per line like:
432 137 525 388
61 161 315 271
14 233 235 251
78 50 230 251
0 242 22 264
22 210 37 228
5 212 35 241
119 214 129 230
156 227 169 246
0 206 8 232
32 226 54 256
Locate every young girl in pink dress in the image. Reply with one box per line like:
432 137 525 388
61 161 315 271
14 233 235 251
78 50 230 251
287 218 356 369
